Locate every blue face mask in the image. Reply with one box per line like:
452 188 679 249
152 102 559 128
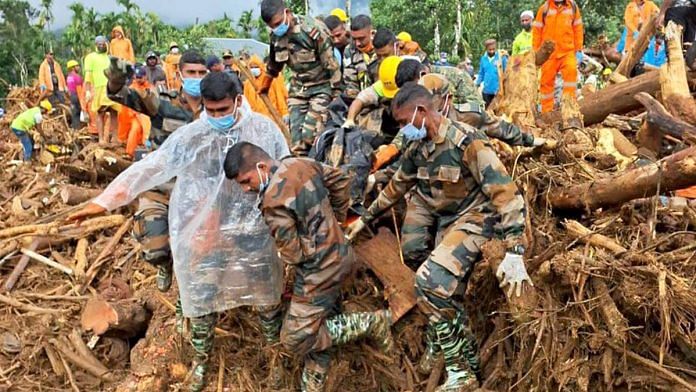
401 106 427 141
250 67 261 77
182 77 202 97
272 11 290 37
206 101 239 131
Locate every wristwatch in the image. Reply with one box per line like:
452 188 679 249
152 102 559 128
509 244 525 255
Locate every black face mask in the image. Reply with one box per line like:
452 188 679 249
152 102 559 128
97 46 107 53
522 23 532 31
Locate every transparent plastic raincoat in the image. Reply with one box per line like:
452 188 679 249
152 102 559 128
94 100 290 317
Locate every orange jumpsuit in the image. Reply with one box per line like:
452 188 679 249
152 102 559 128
117 79 152 157
163 53 182 92
533 0 584 113
242 55 289 127
624 0 659 52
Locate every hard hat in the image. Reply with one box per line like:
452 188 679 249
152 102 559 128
39 100 53 112
379 56 403 99
169 41 179 49
330 8 348 22
66 60 79 70
603 68 613 76
396 32 412 43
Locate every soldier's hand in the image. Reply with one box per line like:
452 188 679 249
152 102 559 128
496 252 533 298
66 202 106 224
345 218 367 241
106 56 133 93
532 137 557 151
341 119 356 129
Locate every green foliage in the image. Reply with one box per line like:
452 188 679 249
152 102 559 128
371 0 633 66
0 0 49 97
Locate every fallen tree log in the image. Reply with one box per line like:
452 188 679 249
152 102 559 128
60 185 102 205
612 13 657 82
353 228 417 322
661 21 696 125
81 297 152 339
549 146 696 211
635 92 696 156
581 69 696 126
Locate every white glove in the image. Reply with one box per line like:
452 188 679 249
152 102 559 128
342 119 356 129
532 137 547 147
532 137 557 150
496 252 533 298
345 218 367 241
85 89 92 102
364 174 376 195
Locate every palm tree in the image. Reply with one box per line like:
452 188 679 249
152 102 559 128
37 0 53 30
237 10 254 38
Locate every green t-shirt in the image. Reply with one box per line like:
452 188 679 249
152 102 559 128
11 107 42 131
84 52 110 88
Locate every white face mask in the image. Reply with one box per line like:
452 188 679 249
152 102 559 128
171 47 180 54
256 162 270 194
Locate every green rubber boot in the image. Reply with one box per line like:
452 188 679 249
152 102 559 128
156 263 173 292
324 309 394 354
188 313 217 392
433 315 480 392
418 322 442 374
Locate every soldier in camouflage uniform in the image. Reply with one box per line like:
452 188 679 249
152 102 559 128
346 84 533 391
106 51 207 292
224 141 394 392
259 0 341 156
342 14 378 98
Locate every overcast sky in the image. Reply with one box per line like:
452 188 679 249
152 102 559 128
30 0 371 29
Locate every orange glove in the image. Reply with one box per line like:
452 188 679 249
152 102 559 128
255 73 274 95
371 144 400 172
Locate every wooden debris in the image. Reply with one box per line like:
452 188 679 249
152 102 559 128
60 185 101 205
81 297 152 338
20 247 74 275
661 21 696 125
612 14 657 82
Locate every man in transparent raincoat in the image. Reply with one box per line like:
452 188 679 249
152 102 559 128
68 71 290 391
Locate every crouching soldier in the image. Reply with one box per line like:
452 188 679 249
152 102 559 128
346 83 533 391
224 141 394 392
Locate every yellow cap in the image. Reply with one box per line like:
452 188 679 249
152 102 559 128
379 56 403 99
602 68 612 76
66 60 79 70
396 32 412 43
330 8 348 22
39 100 53 112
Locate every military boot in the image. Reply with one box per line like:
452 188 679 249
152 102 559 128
157 263 173 292
188 313 217 392
301 366 327 392
418 322 442 374
433 315 480 392
175 298 185 334
258 306 284 388
324 309 394 353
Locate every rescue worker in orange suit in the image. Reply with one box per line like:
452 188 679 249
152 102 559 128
532 0 584 114
117 67 151 157
242 54 289 128
624 0 659 52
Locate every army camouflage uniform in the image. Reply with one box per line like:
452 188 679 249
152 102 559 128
110 82 203 293
258 157 393 391
343 44 378 99
267 15 341 156
363 117 526 387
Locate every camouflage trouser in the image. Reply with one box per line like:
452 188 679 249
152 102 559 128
401 195 436 271
132 194 171 267
415 212 489 324
258 289 341 377
288 92 331 156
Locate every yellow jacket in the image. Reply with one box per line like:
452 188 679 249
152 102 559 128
109 26 135 63
38 59 66 92
163 53 182 91
243 55 289 126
